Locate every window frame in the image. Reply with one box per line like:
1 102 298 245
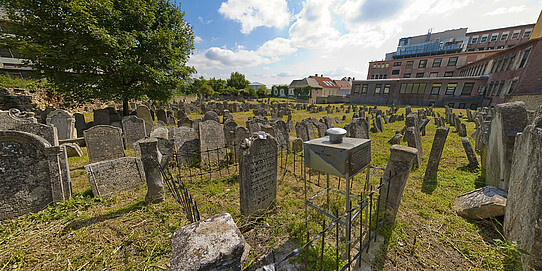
431 83 442 95
383 84 391 94
461 82 475 95
418 59 427 68
393 61 402 66
447 57 458 66
391 69 400 75
406 61 414 68
444 71 454 77
416 72 424 78
445 83 457 95
432 58 442 67
375 84 382 94
361 84 368 94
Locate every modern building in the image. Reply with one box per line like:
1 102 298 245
351 12 542 108
248 82 266 92
0 9 32 78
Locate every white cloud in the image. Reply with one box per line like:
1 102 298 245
289 0 341 49
198 16 213 24
484 5 526 16
189 47 275 70
218 0 291 34
256 38 298 56
194 36 203 43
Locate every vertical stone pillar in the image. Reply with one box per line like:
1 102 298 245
504 107 542 270
378 145 418 227
139 138 165 203
424 126 450 181
404 127 422 167
461 138 479 168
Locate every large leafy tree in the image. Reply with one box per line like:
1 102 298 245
1 0 195 115
226 71 249 90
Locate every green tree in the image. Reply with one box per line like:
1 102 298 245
1 0 195 115
208 77 227 95
294 86 313 98
227 71 249 90
256 85 268 97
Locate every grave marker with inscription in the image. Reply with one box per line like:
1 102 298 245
84 125 125 163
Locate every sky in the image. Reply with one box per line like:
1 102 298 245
177 0 542 87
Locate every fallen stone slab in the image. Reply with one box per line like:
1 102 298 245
454 186 507 220
61 142 83 157
171 212 247 271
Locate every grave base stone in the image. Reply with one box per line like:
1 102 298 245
454 186 507 219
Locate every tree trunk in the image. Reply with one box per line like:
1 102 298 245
123 99 129 116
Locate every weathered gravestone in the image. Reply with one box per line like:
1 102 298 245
46 109 76 141
240 133 278 215
504 109 542 270
138 138 165 203
199 120 226 166
84 125 125 163
0 109 37 130
424 126 450 181
233 126 250 162
169 127 199 165
85 157 146 198
295 121 309 141
170 212 247 271
150 127 169 139
223 119 238 148
203 111 220 123
136 105 154 136
271 120 289 149
461 137 479 168
93 108 110 126
122 115 146 150
349 118 370 139
156 109 168 124
486 101 527 190
12 122 59 146
0 131 68 220
74 113 86 137
454 186 507 219
292 138 303 153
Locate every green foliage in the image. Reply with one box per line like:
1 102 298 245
256 85 268 97
0 75 47 91
208 77 227 94
271 85 289 97
494 239 528 270
226 71 249 90
293 85 313 98
1 0 195 109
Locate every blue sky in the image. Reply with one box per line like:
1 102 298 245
177 0 542 86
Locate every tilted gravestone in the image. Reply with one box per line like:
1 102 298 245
85 157 146 198
199 120 226 166
84 125 125 163
239 133 278 215
349 118 369 139
295 121 309 141
0 131 68 220
424 126 450 181
122 115 146 150
461 138 479 168
271 120 289 150
169 127 199 165
233 125 250 163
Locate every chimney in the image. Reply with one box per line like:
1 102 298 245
315 73 318 77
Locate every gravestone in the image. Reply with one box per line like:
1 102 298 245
404 127 423 168
170 212 247 271
46 109 77 140
150 127 169 139
93 108 110 125
240 133 278 215
122 116 146 150
375 115 384 132
486 101 527 190
0 109 37 130
156 109 168 124
199 120 226 166
271 120 289 149
461 138 479 168
233 126 250 162
138 138 165 203
349 118 369 139
203 111 220 123
295 121 309 141
223 119 238 148
292 138 303 153
12 122 59 146
85 157 146 198
136 105 154 136
455 186 507 219
62 142 83 157
74 113 86 137
424 126 450 181
84 125 125 163
387 131 402 145
0 131 67 220
169 127 199 165
304 120 316 140
505 108 542 269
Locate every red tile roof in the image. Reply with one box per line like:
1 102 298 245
309 76 340 88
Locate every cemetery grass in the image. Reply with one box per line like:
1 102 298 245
0 103 511 270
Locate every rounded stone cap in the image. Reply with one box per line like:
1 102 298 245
327 128 347 143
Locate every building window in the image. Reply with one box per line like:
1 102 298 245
392 69 400 75
361 84 368 94
447 57 458 66
519 48 531 68
459 103 466 109
470 36 479 44
405 83 413 94
480 34 489 43
432 58 442 67
490 33 499 42
496 81 505 96
371 75 375 79
429 72 438 77
418 59 427 68
461 82 475 95
411 83 420 94
418 83 427 94
383 74 387 79
523 29 532 38
400 84 407 93
385 63 389 68
383 84 391 94
511 30 521 39
375 84 382 94
448 103 455 108
509 80 518 93
416 72 424 78
444 71 454 77
353 84 361 94
446 83 457 95
393 62 402 66
507 54 516 70
403 73 411 78
378 75 383 79
501 31 509 40
431 83 442 95
373 64 377 69
406 61 414 68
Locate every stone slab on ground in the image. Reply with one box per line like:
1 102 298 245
171 212 247 271
454 186 507 219
85 157 146 198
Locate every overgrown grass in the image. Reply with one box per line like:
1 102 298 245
0 101 510 270
0 75 47 91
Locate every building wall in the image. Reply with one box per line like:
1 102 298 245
466 24 535 51
505 93 542 110
349 77 488 108
368 51 496 80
